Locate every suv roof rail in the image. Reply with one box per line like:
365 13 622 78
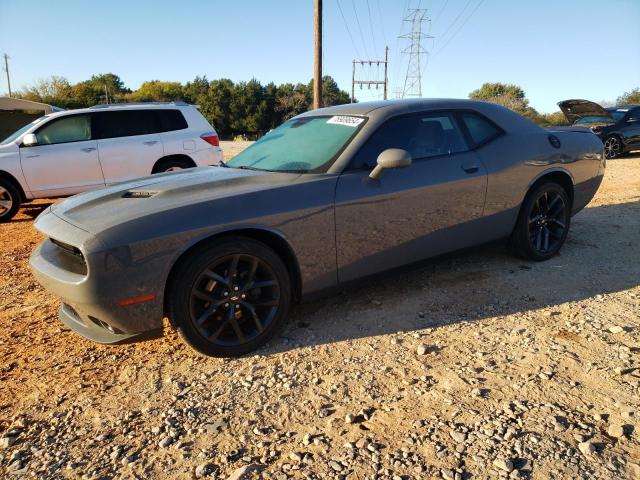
89 100 190 109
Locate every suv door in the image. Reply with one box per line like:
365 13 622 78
19 114 104 197
93 110 164 183
334 111 488 282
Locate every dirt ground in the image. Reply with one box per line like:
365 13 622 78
0 150 638 480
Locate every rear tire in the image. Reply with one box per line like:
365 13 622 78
167 236 291 357
153 158 194 173
509 181 571 261
0 178 21 223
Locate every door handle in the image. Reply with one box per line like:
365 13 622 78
144 141 158 146
461 162 479 174
81 147 96 152
26 154 40 158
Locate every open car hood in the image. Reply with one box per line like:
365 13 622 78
557 99 613 124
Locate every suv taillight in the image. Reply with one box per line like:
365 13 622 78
201 133 219 147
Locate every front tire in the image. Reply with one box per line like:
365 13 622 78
167 237 291 357
0 178 21 223
603 135 622 159
510 181 571 261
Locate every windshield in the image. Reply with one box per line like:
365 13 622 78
611 110 627 122
0 115 49 145
575 116 613 125
227 115 365 173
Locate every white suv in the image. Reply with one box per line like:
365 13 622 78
0 102 223 222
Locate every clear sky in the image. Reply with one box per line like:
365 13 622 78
1 0 639 112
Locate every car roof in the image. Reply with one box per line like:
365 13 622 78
299 98 511 120
47 101 192 118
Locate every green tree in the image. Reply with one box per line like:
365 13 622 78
129 80 183 102
275 83 310 121
617 88 640 105
68 73 129 106
308 75 351 107
469 82 550 126
540 111 568 126
469 82 527 102
18 76 73 107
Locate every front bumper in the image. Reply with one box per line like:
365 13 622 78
58 304 161 344
30 235 166 343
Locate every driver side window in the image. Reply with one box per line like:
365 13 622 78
350 112 468 169
36 115 92 145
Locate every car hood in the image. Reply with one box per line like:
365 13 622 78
557 99 613 124
48 166 301 233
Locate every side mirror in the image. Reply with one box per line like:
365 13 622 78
369 148 412 180
22 133 38 147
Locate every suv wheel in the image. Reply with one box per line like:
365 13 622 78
154 158 194 173
603 136 622 159
510 181 571 261
0 179 21 223
167 237 291 357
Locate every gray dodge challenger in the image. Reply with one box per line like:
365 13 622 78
30 99 605 356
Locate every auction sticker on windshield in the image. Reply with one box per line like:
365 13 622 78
327 116 364 127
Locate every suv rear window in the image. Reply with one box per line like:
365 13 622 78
92 109 188 139
156 109 188 132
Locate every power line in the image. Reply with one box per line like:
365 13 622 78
392 0 410 97
352 0 370 59
366 0 378 55
336 0 362 58
436 0 473 43
376 0 388 47
433 0 485 56
433 0 449 25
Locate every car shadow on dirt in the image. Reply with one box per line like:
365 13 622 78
13 202 54 222
264 198 640 354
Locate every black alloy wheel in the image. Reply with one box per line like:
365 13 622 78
603 136 622 159
510 181 571 261
168 237 291 356
528 190 567 256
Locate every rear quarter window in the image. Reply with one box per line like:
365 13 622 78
460 112 502 146
156 110 188 132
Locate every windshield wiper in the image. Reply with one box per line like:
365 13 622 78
217 160 229 168
235 165 264 171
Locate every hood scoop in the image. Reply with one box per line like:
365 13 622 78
122 190 158 198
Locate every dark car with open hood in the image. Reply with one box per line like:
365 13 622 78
558 99 640 159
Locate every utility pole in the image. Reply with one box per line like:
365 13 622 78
313 0 323 109
3 54 11 97
351 46 389 103
400 9 432 98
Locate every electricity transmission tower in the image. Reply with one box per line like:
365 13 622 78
399 9 432 98
351 46 389 103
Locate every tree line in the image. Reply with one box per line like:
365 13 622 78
16 73 350 139
15 73 640 137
